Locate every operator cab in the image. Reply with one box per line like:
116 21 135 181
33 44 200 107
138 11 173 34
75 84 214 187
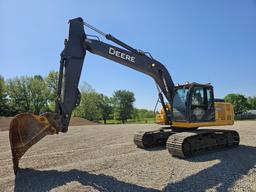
172 83 215 122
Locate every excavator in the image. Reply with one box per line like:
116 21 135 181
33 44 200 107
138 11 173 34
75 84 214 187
9 17 239 175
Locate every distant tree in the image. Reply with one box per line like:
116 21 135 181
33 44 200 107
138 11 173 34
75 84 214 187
224 94 249 115
0 75 9 116
137 108 155 118
45 71 58 101
132 108 140 122
97 94 113 124
73 87 101 121
112 90 135 123
132 108 155 122
7 76 50 114
29 75 50 114
248 96 256 110
7 76 32 113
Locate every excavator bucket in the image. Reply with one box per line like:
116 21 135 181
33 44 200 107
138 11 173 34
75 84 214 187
9 113 57 175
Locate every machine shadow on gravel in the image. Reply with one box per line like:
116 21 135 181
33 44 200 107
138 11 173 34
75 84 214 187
163 145 256 192
14 168 160 192
144 146 166 151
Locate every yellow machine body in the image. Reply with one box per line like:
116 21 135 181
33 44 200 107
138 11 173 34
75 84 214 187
156 102 234 128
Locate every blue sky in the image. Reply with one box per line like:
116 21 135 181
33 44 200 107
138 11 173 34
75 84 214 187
1 0 256 109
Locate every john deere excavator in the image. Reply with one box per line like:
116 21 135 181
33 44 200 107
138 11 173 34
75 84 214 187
9 17 239 174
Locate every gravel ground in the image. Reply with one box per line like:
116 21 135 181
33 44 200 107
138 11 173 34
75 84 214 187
0 121 256 192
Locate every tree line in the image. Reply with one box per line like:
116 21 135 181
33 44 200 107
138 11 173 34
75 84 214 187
0 72 155 124
224 94 256 115
1 72 255 121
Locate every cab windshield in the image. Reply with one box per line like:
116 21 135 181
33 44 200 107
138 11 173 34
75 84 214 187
173 87 189 121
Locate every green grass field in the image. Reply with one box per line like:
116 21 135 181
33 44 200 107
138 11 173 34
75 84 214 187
99 117 155 124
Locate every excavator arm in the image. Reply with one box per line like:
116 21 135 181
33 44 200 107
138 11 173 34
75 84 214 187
9 17 175 174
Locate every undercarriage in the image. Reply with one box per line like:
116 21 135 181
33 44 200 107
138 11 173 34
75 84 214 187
133 127 240 158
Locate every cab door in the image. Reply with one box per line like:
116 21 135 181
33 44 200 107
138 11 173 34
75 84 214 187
189 86 215 122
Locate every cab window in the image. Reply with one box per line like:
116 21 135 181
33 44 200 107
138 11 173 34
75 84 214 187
207 89 213 107
173 87 189 121
191 87 205 106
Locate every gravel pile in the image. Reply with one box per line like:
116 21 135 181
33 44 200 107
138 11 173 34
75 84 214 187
0 116 98 132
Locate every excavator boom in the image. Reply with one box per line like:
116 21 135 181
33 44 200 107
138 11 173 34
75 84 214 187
9 17 176 174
